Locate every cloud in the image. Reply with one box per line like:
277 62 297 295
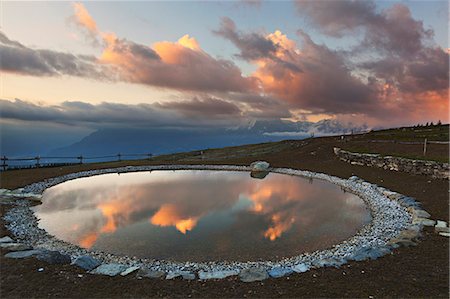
0 98 247 128
237 0 262 9
251 29 378 115
295 0 378 37
158 96 242 118
72 2 100 45
294 0 449 122
213 17 278 60
214 5 448 124
0 31 107 78
70 3 257 93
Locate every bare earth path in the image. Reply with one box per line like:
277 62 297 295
1 134 448 298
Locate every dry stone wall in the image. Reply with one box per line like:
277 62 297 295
334 147 449 179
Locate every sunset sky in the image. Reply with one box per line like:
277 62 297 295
1 0 449 135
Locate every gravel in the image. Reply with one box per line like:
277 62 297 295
2 164 425 280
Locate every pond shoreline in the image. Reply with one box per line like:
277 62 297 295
4 165 421 280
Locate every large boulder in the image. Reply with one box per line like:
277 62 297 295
250 171 269 179
250 161 270 172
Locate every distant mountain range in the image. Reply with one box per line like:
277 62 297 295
49 119 369 157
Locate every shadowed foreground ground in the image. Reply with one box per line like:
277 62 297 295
1 131 448 298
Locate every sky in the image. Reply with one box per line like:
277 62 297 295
0 0 449 134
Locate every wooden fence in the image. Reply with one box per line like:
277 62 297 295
0 153 153 171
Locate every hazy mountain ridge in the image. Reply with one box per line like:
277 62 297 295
50 119 369 157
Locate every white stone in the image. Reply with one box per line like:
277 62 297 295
90 264 127 276
0 236 14 243
239 268 269 282
435 220 449 233
413 209 431 219
166 271 194 280
120 266 140 276
435 220 447 228
439 232 450 237
415 219 436 226
198 270 239 280
5 249 42 259
0 242 32 251
292 263 310 273
0 189 12 195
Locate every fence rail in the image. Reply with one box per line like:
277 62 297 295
0 153 153 171
368 140 450 145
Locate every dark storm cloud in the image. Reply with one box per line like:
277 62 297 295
213 17 278 60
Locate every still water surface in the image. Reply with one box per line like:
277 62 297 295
34 170 371 261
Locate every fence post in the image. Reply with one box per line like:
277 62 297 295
423 138 427 156
1 156 7 171
118 153 121 162
35 156 40 168
78 155 83 164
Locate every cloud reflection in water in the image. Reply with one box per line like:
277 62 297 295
34 170 370 261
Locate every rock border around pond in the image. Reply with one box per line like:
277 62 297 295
2 164 433 282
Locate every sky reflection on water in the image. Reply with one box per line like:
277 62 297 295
34 170 371 261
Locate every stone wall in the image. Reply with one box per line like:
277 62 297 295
334 147 449 179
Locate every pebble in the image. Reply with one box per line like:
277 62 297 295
2 165 425 281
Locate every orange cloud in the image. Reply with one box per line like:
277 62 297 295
264 213 295 241
79 232 99 248
70 3 255 92
177 34 201 51
150 204 199 234
246 180 306 240
73 3 98 34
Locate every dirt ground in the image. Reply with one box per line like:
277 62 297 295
0 134 448 298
